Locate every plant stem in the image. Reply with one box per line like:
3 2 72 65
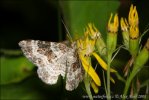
102 70 107 95
84 72 93 100
122 68 138 100
107 54 111 100
123 76 132 100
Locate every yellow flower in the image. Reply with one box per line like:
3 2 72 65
120 17 129 32
87 23 100 39
129 25 139 39
77 34 100 85
128 4 139 26
80 55 101 86
77 25 117 93
128 4 139 39
86 23 107 56
120 17 129 49
108 13 119 33
77 35 95 56
107 13 119 55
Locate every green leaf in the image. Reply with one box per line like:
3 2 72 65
61 1 120 40
0 49 22 55
0 76 48 100
0 56 35 85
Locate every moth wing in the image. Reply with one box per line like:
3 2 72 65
65 48 84 91
19 40 69 84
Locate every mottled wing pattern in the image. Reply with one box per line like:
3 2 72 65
65 43 84 90
19 40 69 84
18 40 84 91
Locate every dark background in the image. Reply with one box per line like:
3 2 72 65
1 0 65 49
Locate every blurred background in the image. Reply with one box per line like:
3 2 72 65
0 0 149 100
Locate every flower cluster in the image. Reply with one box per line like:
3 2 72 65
120 4 139 56
77 23 116 94
72 4 148 100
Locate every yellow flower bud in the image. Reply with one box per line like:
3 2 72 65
129 25 139 39
87 23 100 39
120 17 129 32
128 4 139 26
108 13 119 33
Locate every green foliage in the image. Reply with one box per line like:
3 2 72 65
61 1 120 39
0 51 34 85
1 77 47 100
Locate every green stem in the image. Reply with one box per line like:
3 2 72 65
102 70 107 95
107 54 112 100
122 68 138 100
123 77 132 100
84 72 93 100
133 78 139 100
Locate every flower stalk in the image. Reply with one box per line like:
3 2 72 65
106 13 119 100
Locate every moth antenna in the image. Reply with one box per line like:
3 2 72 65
61 19 73 43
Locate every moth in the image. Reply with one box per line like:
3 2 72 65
18 40 84 91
